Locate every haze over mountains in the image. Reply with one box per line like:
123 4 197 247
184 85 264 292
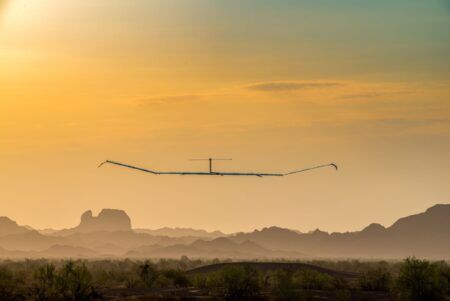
0 205 448 260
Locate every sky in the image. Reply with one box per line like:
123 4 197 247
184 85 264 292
0 0 449 233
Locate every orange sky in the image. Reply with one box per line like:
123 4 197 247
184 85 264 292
0 0 449 232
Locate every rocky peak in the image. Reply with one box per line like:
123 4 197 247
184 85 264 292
76 209 132 232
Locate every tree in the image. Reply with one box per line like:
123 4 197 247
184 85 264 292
293 269 334 290
57 261 98 301
397 257 448 301
138 261 158 288
359 267 392 292
220 265 260 301
270 270 303 300
0 266 25 301
31 264 59 301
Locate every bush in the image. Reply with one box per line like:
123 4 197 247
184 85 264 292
31 264 59 301
138 261 158 288
0 266 25 301
220 265 260 301
358 267 392 292
162 269 190 287
397 257 448 301
57 261 98 301
270 270 303 300
153 274 172 288
30 261 99 301
293 269 334 290
191 274 207 289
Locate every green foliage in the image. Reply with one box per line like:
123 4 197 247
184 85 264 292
90 259 139 288
162 269 190 287
191 274 207 289
204 271 222 289
138 261 158 288
0 257 448 300
31 264 59 301
270 270 303 300
293 269 334 290
0 266 25 301
153 274 172 288
219 265 261 301
30 261 99 301
146 269 190 289
124 274 141 289
358 267 392 292
56 261 98 301
397 257 448 301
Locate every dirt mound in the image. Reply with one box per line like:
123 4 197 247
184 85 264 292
187 262 358 278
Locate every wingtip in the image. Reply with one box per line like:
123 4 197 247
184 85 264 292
331 163 338 171
98 161 108 168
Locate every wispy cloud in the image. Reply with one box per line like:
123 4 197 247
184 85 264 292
246 81 344 92
138 94 204 105
340 91 409 100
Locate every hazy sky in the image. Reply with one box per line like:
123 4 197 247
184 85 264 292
0 0 449 233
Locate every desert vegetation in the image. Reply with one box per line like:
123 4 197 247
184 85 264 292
0 257 447 300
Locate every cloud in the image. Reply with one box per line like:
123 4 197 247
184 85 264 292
138 94 204 105
136 91 242 105
246 81 344 92
341 91 409 100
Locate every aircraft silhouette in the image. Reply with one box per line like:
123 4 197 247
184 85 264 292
98 158 338 177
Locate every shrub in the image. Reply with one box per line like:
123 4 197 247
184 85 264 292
358 267 392 292
397 257 448 301
57 261 98 301
0 266 25 301
153 274 173 288
31 264 59 301
124 275 141 289
191 274 207 289
293 269 334 290
270 270 303 300
205 271 222 289
220 265 260 301
162 269 190 287
138 261 158 288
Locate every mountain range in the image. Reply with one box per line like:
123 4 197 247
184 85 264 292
0 204 448 259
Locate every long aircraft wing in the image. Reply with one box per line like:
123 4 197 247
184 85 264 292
98 160 337 177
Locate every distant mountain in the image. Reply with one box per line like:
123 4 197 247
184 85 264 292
55 209 132 236
388 204 450 239
127 237 305 259
0 204 448 259
62 230 192 250
37 245 100 258
0 216 30 237
230 204 450 259
38 228 59 235
0 231 69 251
0 246 30 258
0 245 100 259
135 227 225 238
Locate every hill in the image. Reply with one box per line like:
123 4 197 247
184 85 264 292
0 216 31 237
230 204 450 259
187 262 358 278
126 237 304 259
0 204 448 259
135 227 225 238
